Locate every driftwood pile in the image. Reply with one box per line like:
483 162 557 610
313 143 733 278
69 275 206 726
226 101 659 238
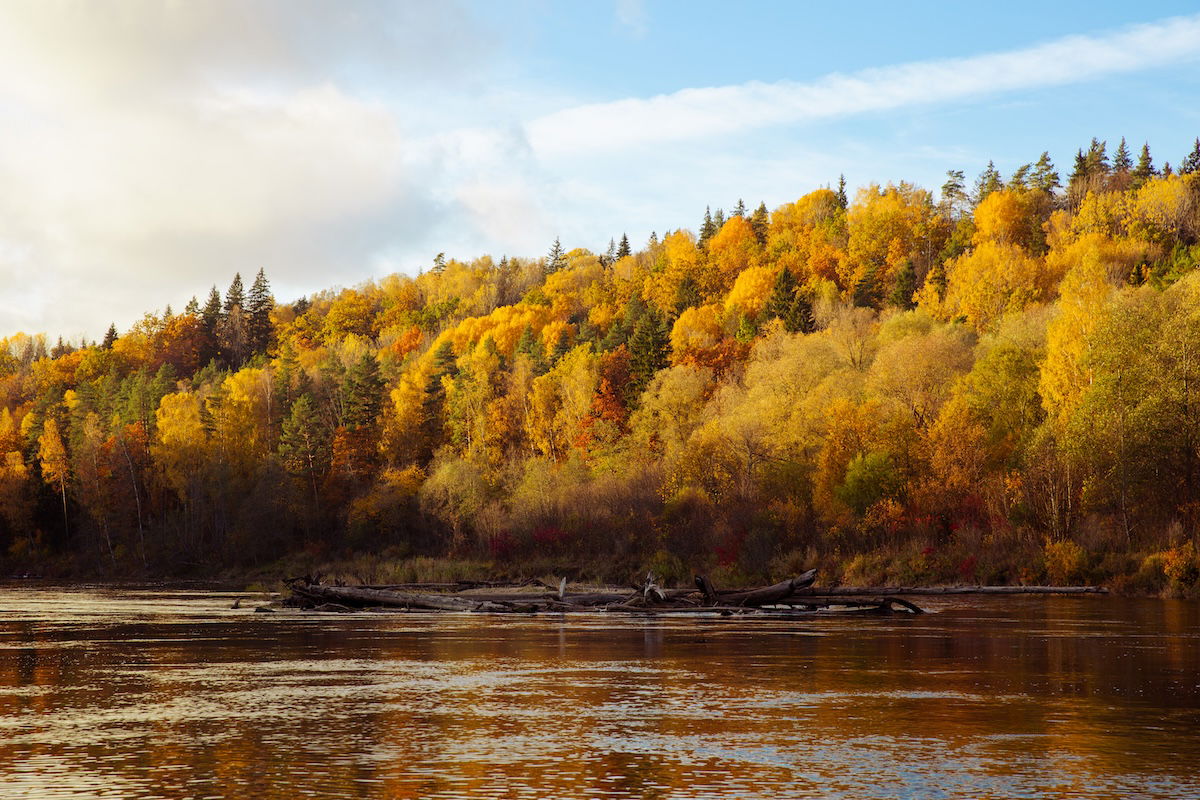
283 569 927 616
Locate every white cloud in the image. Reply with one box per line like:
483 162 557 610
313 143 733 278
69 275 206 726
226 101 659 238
527 13 1200 156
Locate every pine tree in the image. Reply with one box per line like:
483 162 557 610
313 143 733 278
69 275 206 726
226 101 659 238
223 273 245 315
836 174 848 209
617 233 631 259
515 325 547 373
602 238 616 266
1181 138 1200 175
749 202 769 244
733 198 747 218
1113 137 1132 173
1031 152 1060 194
432 252 446 274
889 260 917 310
246 268 273 354
712 208 726 231
421 341 459 456
279 393 331 505
1084 138 1109 176
549 329 572 363
674 275 701 313
545 238 565 275
973 161 1004 205
927 261 948 302
184 296 200 315
102 324 118 350
1132 143 1156 188
941 170 968 218
1008 164 1032 190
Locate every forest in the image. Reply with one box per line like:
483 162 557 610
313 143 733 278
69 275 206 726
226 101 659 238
3 136 1200 593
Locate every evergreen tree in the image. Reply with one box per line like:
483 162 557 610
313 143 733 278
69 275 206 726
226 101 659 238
1031 152 1061 194
343 353 384 431
202 286 222 333
223 273 245 316
712 207 726 231
279 393 331 505
102 324 118 350
674 275 702 313
734 313 758 343
247 268 273 354
927 261 948 302
940 170 968 218
836 174 848 209
184 296 200 315
852 265 879 308
432 252 446 274
749 202 769 244
783 292 816 334
699 206 716 245
1084 138 1109 176
765 267 799 321
627 313 670 400
1113 137 1133 173
973 161 1003 205
889 260 918 310
421 340 459 455
733 198 747 218
1008 163 1032 190
1181 138 1200 175
1132 143 1156 188
545 238 565 275
602 238 616 266
617 233 631 259
549 329 572 364
515 325 547 373
162 304 173 320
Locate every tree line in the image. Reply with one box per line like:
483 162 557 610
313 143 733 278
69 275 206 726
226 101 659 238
3 135 1200 590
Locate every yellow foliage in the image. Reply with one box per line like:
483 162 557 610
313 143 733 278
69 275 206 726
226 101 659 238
937 241 1052 331
1123 174 1195 245
707 215 759 290
846 183 944 294
972 188 1051 252
670 304 724 356
724 266 778 317
153 392 207 499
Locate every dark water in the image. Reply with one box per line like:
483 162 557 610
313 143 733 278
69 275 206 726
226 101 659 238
0 588 1197 799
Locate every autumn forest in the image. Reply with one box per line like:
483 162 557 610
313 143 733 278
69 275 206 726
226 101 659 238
3 137 1200 592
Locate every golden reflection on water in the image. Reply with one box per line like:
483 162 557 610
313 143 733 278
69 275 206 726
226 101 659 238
0 589 1198 799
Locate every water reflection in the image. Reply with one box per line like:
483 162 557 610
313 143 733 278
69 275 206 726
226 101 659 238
0 588 1197 798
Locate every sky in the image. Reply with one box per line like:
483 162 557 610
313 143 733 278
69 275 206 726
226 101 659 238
2 0 1199 342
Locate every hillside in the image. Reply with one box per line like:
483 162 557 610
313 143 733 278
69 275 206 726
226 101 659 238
3 138 1200 592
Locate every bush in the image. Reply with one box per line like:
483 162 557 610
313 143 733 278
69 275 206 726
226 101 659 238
1043 538 1087 584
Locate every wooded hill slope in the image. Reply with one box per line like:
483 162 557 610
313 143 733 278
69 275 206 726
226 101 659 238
3 137 1200 591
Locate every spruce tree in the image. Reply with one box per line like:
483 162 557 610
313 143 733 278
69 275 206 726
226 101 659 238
1132 143 1156 188
1008 164 1032 190
421 341 459 455
343 353 384 431
699 206 716 245
1085 138 1109 176
836 174 848 209
1113 137 1132 173
712 207 726 231
515 325 547 373
202 286 222 332
545 238 565 275
223 273 244 315
617 233 631 259
765 267 799 321
549 329 572 364
733 198 747 218
1181 138 1200 175
184 296 200 315
102 324 118 350
628 313 669 400
889 260 918 310
674 275 701 313
247 268 273 354
749 202 769 244
784 292 816 334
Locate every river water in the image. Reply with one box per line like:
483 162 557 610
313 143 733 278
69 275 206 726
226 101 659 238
0 587 1197 799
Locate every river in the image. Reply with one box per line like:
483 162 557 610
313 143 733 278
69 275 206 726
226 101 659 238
0 587 1197 799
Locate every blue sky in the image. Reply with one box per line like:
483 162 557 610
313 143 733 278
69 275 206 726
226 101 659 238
1 1 1199 341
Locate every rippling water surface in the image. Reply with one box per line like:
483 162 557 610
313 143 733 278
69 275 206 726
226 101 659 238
0 587 1197 799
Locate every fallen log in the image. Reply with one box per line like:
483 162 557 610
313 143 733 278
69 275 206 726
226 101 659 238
291 583 514 612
